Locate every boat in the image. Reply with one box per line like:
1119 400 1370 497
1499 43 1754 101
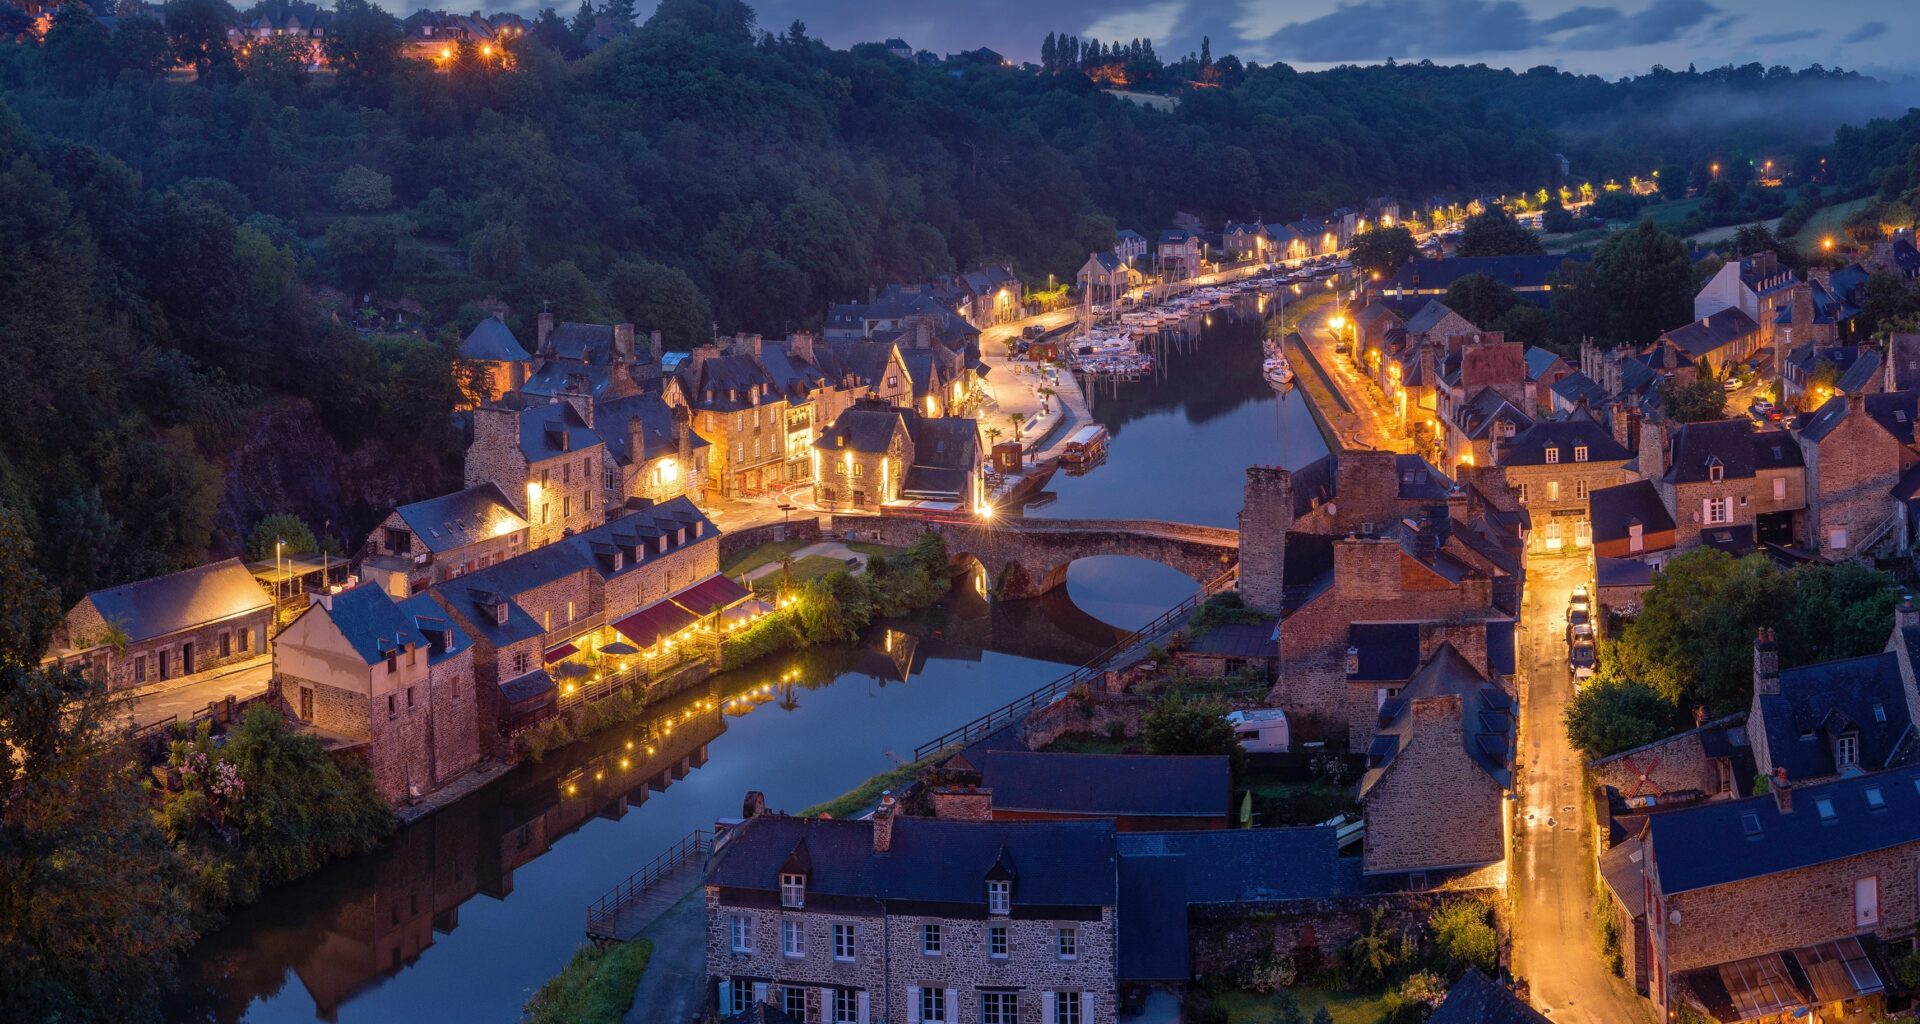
1060 424 1111 465
1264 354 1295 392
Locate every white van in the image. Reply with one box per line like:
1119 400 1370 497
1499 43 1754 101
1225 709 1290 753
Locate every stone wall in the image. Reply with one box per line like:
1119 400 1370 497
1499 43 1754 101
1361 696 1506 875
1589 725 1722 803
1239 467 1293 614
465 405 530 514
280 669 372 740
720 519 824 562
1188 890 1502 979
65 600 270 692
1800 397 1901 558
526 447 607 549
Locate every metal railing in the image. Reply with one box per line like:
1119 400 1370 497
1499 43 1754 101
585 829 712 940
910 567 1239 761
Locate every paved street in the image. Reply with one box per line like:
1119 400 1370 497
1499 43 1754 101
1510 554 1651 1024
123 655 273 732
1294 293 1416 455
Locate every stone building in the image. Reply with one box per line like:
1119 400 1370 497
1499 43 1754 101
1694 250 1795 356
519 314 663 402
1641 419 1805 554
1076 252 1135 304
271 584 480 805
1656 307 1763 371
678 338 794 501
1748 622 1919 788
705 806 1120 1024
1221 221 1271 263
1359 643 1514 886
455 314 532 407
360 482 530 597
1153 229 1202 281
1795 393 1908 558
1494 408 1633 556
1623 764 1920 1021
597 392 709 509
815 399 982 512
52 557 274 691
466 392 607 549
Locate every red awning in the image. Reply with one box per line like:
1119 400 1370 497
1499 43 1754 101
669 574 753 616
612 600 699 647
542 643 578 664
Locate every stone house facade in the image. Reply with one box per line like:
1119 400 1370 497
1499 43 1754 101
271 585 481 804
1495 411 1633 556
706 805 1118 1024
52 557 274 691
361 483 530 597
1795 392 1906 558
466 393 608 549
1642 419 1806 553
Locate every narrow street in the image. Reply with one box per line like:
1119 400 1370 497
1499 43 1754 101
1293 293 1415 455
1510 554 1651 1024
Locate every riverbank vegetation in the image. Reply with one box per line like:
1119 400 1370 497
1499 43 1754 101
799 747 955 820
523 939 654 1024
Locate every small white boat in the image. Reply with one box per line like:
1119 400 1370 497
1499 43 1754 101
1264 355 1295 392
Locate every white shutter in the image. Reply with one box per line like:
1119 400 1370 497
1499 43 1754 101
820 987 833 1024
1080 991 1093 1023
907 986 922 1024
753 981 769 1005
858 990 870 1024
1043 991 1057 1024
945 989 958 1024
718 980 733 1014
1700 498 1710 524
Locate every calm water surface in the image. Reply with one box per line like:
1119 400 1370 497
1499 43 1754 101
179 297 1326 1023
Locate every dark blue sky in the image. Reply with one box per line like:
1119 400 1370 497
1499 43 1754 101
721 0 1913 78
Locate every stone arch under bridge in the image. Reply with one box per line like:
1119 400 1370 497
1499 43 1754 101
830 514 1240 600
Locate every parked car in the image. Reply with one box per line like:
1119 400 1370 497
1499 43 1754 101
1569 585 1590 614
1567 606 1592 644
1570 641 1597 682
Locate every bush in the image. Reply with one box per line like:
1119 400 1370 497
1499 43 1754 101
523 939 654 1024
1142 694 1246 779
721 614 801 666
1188 591 1267 637
1893 948 1920 990
1430 900 1499 978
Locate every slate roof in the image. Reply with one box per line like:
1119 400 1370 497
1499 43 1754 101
1550 370 1611 408
1116 850 1189 982
396 592 472 665
1597 555 1655 587
1348 622 1422 681
1660 307 1761 361
680 353 783 412
1588 480 1676 545
1188 621 1278 658
443 498 715 607
1667 419 1764 484
818 402 910 454
1116 826 1354 904
1499 410 1630 466
544 322 614 362
979 751 1230 818
499 668 555 706
1864 391 1920 446
706 815 1119 908
319 584 424 666
79 558 271 644
1429 971 1550 1024
1452 386 1534 441
1523 346 1566 380
1647 762 1920 894
1404 298 1463 336
1394 454 1453 501
597 394 707 467
1086 251 1125 272
1754 650 1912 782
393 483 527 554
516 401 602 462
460 316 531 363
1364 644 1515 794
1289 454 1337 517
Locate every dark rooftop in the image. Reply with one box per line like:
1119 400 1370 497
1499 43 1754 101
1754 649 1912 782
1429 971 1550 1024
78 558 271 645
393 482 528 554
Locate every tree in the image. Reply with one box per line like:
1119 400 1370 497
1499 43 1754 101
0 504 60 664
1142 694 1244 779
1657 164 1689 200
469 221 528 281
1856 271 1920 339
330 165 394 212
1777 562 1898 667
1430 900 1499 977
1595 219 1693 347
247 512 318 562
1702 179 1739 214
324 0 405 96
42 3 112 93
1349 225 1416 278
1659 373 1726 422
604 258 711 350
0 664 196 1022
1443 273 1521 327
163 0 238 80
237 32 309 100
1456 206 1543 257
1345 909 1399 987
325 215 406 295
1605 549 1791 711
1564 680 1685 759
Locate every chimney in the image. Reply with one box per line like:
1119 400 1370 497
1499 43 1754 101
691 343 719 373
613 323 635 364
649 329 663 365
1771 767 1793 814
736 333 762 360
561 375 594 429
1791 283 1814 329
1639 418 1668 481
1808 266 1833 292
627 416 645 469
872 790 897 852
789 331 816 365
1754 627 1780 696
537 309 554 353
674 404 692 469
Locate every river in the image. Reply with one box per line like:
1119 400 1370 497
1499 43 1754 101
174 292 1329 1023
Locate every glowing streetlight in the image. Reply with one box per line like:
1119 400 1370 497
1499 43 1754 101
1822 237 1835 252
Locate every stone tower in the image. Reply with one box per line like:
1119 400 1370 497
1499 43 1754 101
1239 466 1293 613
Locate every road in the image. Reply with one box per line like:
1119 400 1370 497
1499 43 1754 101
1292 292 1415 455
123 655 273 731
1510 555 1651 1024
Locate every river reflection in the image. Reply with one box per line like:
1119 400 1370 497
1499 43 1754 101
172 570 1145 1023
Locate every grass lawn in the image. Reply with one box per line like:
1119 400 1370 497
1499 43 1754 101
1640 197 1701 230
1541 227 1611 253
721 538 812 576
748 556 851 594
523 940 654 1024
1788 196 1875 251
1213 987 1394 1024
1040 731 1140 755
799 747 954 819
1688 217 1780 246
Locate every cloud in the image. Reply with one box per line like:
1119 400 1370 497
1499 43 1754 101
1538 6 1620 34
1259 0 1539 62
1841 21 1888 44
1563 0 1717 50
1750 29 1820 45
1083 0 1190 44
1707 14 1743 34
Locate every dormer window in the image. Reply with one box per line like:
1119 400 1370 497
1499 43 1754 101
494 602 509 626
1707 458 1725 484
1545 447 1560 464
1837 733 1859 769
986 879 1010 914
1574 445 1588 463
780 872 806 908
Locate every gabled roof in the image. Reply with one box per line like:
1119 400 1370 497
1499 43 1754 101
1394 454 1453 501
1453 386 1533 441
545 322 614 362
441 498 715 604
679 353 782 412
1754 650 1912 782
818 402 911 455
1864 391 1920 445
1588 480 1676 545
1364 643 1515 792
318 583 423 667
1550 370 1611 407
1404 298 1463 336
1661 307 1761 360
78 558 270 644
979 751 1230 818
392 483 527 554
1523 346 1567 380
596 393 706 467
396 592 471 665
1666 419 1762 484
1429 971 1550 1024
1648 762 1920 895
517 401 602 461
1499 410 1630 466
1347 622 1422 682
1116 826 1353 905
460 316 531 363
1750 429 1803 470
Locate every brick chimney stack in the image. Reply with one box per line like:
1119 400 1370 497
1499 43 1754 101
613 323 635 364
1771 767 1793 814
872 790 897 852
537 309 554 354
1754 627 1780 696
649 329 663 365
674 404 693 471
789 331 816 365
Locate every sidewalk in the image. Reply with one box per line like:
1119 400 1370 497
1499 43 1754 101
124 655 274 731
1295 300 1415 455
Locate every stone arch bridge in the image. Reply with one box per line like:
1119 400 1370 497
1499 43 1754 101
830 514 1240 600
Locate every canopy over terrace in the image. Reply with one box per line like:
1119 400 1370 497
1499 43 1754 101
608 574 759 660
1678 936 1887 1023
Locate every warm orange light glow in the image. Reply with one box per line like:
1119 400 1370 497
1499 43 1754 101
481 43 494 56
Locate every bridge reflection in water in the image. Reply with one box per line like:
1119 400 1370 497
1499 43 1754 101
172 566 1134 1024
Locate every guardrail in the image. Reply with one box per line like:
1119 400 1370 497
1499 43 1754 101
910 566 1238 761
585 829 712 941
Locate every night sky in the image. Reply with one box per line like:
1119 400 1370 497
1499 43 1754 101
625 0 1917 79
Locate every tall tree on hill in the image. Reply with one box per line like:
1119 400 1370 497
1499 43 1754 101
163 0 237 81
1444 272 1521 327
1349 225 1416 278
1456 206 1544 256
1040 32 1055 72
1595 219 1693 347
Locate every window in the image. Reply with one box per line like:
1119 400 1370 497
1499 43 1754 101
1057 927 1077 960
1628 523 1645 553
386 651 399 674
729 914 750 952
922 924 942 955
134 655 146 683
1575 479 1589 500
239 628 250 652
1867 787 1886 809
1516 482 1529 505
157 649 170 680
562 461 571 485
1703 497 1732 525
567 600 576 624
780 873 805 908
832 989 859 1023
513 651 530 674
988 925 1008 959
604 467 617 491
1772 476 1786 501
1545 447 1560 464
584 489 592 512
783 986 807 1019
1856 876 1880 927
562 495 572 519
219 632 231 657
920 987 947 1023
986 879 1010 914
1708 462 1725 483
1547 480 1560 501
406 686 415 710
387 693 397 719
833 923 854 961
1054 992 1083 1024
1829 529 1849 550
726 981 751 1015
781 919 804 958
541 502 551 525
1838 734 1859 768
1574 445 1589 463
981 992 1018 1024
